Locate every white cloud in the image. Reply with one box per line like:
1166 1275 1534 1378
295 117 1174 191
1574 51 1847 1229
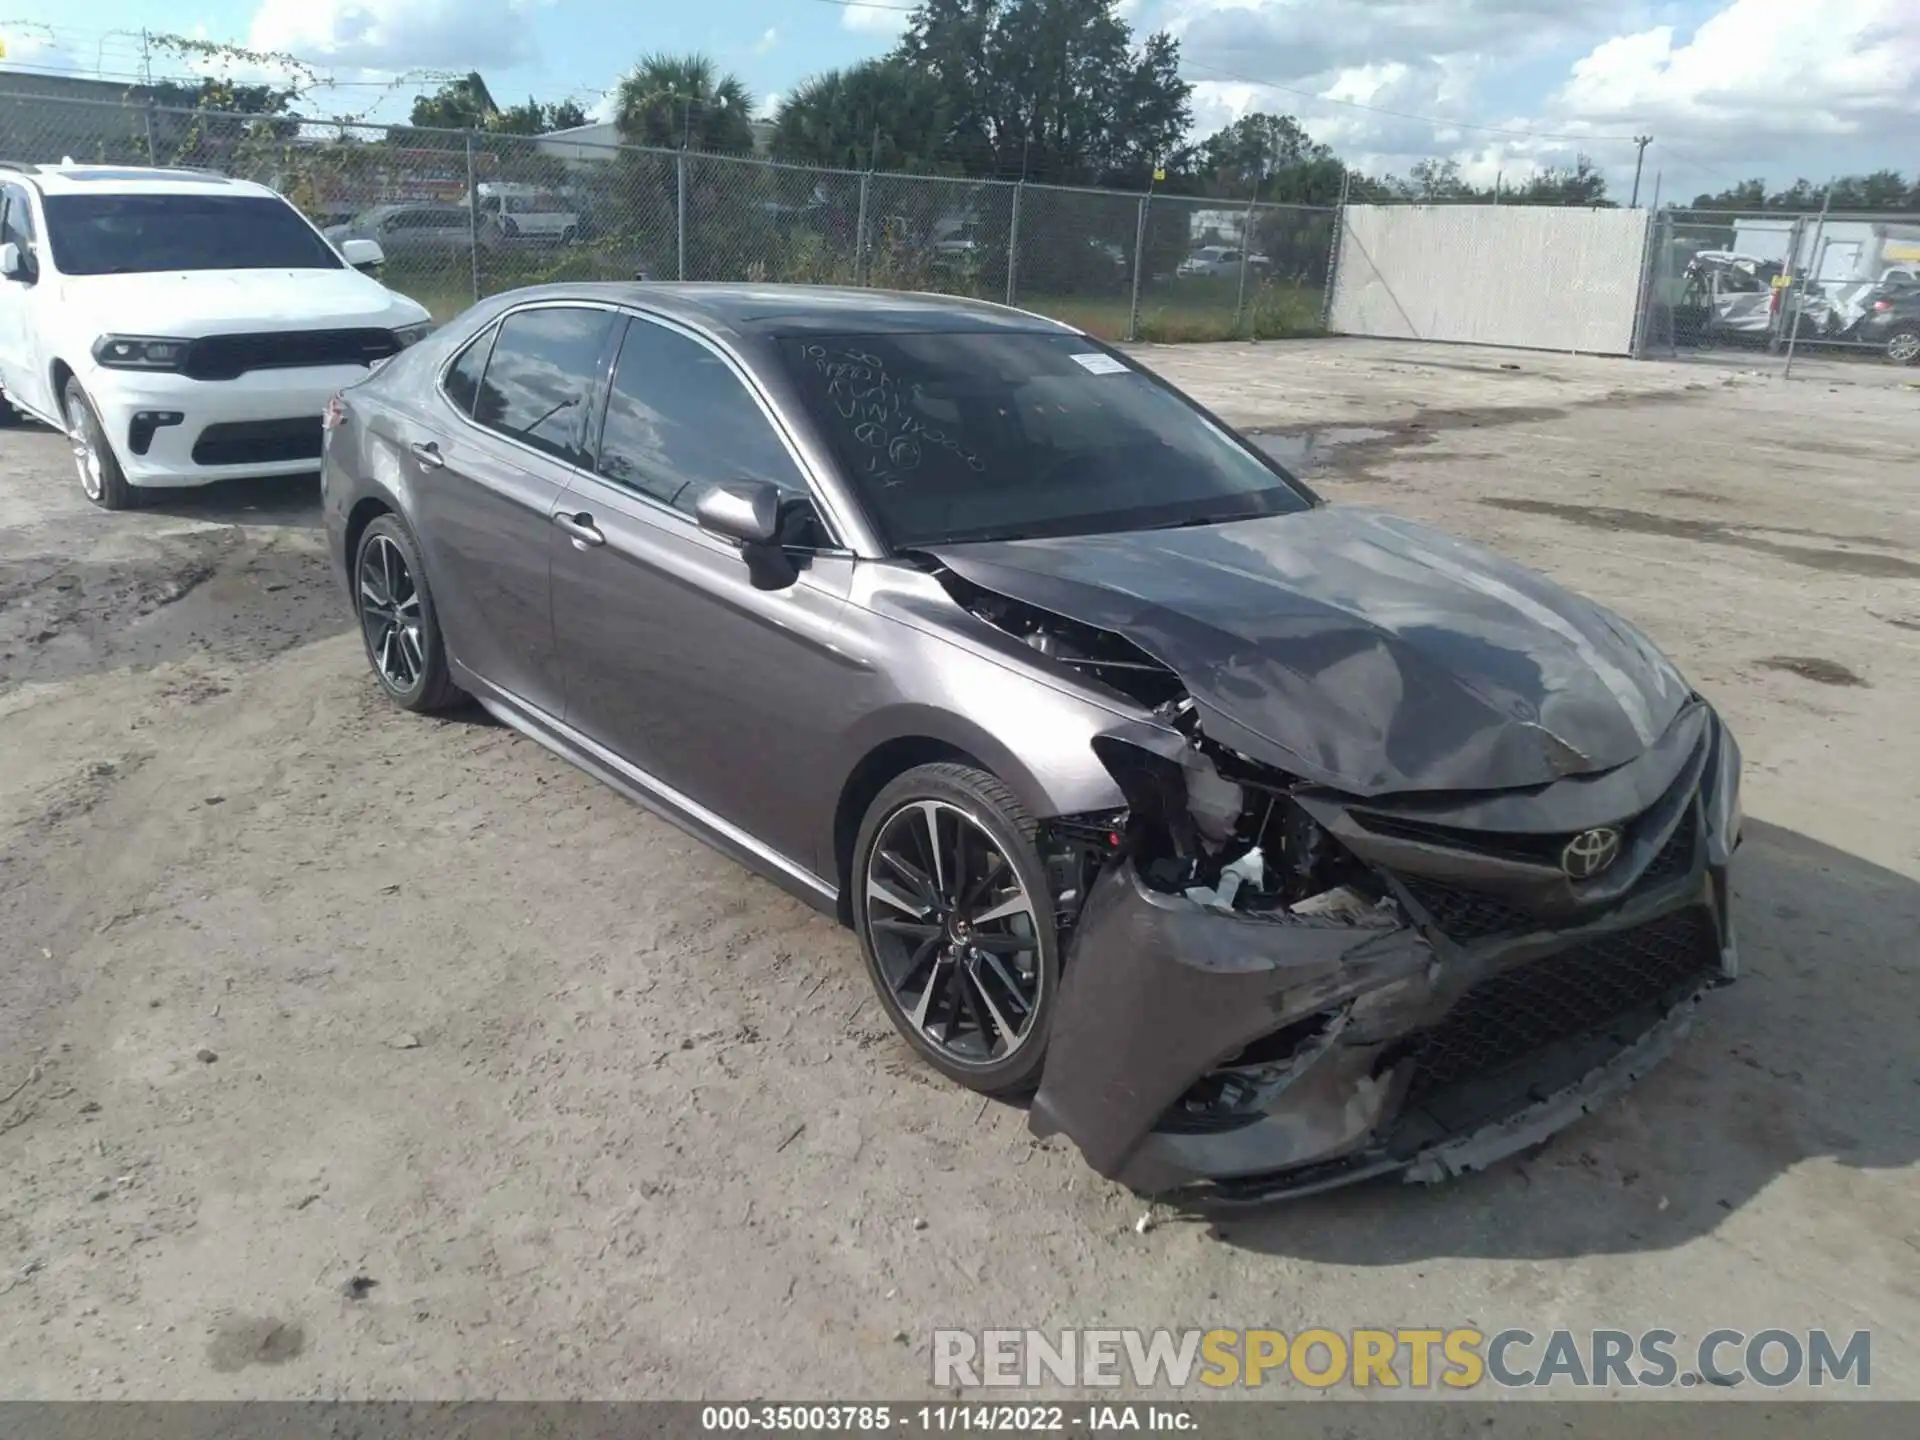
0 29 87 74
840 1 910 37
1555 0 1920 144
1164 0 1920 196
754 27 780 56
248 0 547 72
757 90 783 119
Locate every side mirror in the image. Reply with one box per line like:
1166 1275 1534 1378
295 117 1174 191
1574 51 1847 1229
0 242 30 282
339 238 385 271
694 480 782 547
696 480 802 590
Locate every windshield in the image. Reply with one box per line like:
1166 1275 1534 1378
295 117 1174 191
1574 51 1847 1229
775 331 1310 546
42 193 342 276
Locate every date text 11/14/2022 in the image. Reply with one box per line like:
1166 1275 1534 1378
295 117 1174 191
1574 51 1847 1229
699 1405 1198 1432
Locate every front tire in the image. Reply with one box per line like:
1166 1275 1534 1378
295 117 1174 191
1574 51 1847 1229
852 763 1058 1096
63 377 139 510
354 514 461 713
1885 327 1920 365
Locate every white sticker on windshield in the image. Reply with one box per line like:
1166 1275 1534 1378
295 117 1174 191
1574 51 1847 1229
1070 351 1129 375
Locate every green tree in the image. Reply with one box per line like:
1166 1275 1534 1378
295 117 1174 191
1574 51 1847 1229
770 60 951 171
410 73 499 131
894 0 1191 185
1197 113 1329 192
613 52 754 152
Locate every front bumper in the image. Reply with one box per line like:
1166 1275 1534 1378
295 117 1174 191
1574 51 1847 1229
83 364 375 487
1029 709 1741 1200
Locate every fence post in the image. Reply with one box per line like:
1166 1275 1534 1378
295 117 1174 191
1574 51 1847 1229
855 170 871 286
1320 170 1352 334
142 106 158 165
1233 192 1256 335
1006 181 1023 306
676 151 688 282
1630 208 1662 360
1783 188 1831 380
1127 194 1149 343
464 131 481 303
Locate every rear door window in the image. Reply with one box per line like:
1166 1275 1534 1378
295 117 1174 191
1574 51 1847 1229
472 306 613 466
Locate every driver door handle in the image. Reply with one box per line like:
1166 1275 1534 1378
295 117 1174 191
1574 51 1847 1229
553 510 605 548
410 441 444 469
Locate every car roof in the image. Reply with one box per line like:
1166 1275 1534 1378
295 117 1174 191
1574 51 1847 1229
491 282 1080 337
16 163 278 199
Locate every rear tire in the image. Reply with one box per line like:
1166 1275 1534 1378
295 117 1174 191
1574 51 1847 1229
354 514 462 713
851 762 1058 1096
63 377 140 511
1885 328 1920 365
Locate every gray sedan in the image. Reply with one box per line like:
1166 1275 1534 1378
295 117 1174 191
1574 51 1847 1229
319 284 1741 1203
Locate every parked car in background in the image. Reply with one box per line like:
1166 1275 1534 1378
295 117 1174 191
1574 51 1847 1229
1848 278 1920 363
466 183 580 246
1178 245 1269 279
0 162 434 509
320 282 1740 1203
326 204 473 258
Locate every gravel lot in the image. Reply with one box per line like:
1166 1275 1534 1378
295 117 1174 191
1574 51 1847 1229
2 338 1916 1400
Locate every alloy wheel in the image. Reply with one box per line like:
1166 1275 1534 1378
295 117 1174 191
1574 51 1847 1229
864 799 1043 1066
1889 331 1920 364
358 534 426 692
71 419 104 501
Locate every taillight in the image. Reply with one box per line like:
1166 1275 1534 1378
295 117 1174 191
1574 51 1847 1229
322 394 347 430
1873 299 1893 312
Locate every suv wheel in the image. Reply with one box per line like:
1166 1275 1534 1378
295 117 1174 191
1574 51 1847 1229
63 377 139 510
1886 328 1920 365
354 514 462 712
851 763 1059 1096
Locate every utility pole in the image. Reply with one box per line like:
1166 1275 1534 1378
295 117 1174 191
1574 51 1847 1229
1630 135 1653 208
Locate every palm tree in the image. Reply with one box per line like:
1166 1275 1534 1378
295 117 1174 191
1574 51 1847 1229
771 61 951 172
613 52 755 153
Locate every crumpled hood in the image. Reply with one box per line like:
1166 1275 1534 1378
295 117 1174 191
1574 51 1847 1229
60 268 426 337
928 505 1693 796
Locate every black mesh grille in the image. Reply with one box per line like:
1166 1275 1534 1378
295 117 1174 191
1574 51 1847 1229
183 328 400 381
191 418 323 466
1398 877 1538 941
1402 908 1716 1102
1641 818 1696 887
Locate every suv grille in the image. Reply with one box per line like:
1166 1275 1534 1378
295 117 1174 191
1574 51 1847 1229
1401 907 1716 1102
183 328 400 381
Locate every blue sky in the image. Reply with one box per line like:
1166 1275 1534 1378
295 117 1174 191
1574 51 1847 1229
3 0 1917 198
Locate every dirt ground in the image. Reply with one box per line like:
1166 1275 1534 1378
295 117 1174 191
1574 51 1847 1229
1 338 1916 1401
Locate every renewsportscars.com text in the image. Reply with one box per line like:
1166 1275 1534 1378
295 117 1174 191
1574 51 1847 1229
932 1327 1871 1391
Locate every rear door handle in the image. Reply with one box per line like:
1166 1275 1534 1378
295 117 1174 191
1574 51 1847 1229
553 510 605 548
410 441 444 469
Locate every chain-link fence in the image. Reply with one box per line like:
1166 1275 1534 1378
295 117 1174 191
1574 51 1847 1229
0 86 1339 343
1637 206 1920 364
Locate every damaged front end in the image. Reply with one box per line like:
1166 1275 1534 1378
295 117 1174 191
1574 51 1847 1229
977 600 1744 1203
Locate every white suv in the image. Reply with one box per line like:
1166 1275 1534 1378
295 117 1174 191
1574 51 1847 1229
0 162 435 509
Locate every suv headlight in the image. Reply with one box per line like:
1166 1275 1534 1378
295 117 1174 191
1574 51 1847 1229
93 335 191 371
393 321 436 348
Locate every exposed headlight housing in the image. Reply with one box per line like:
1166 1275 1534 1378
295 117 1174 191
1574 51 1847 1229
92 335 191 371
392 321 436 348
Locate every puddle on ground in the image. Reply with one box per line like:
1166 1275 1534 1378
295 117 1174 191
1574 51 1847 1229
1757 656 1868 688
1250 428 1395 470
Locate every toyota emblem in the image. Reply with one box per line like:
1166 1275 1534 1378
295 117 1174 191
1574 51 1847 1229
1562 827 1622 880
